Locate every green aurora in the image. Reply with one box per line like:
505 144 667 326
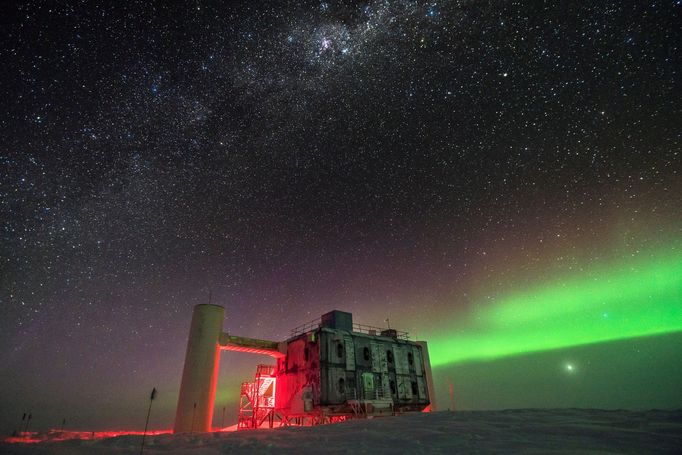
427 251 682 367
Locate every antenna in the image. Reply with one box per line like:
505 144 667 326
449 379 455 411
140 387 157 454
190 402 197 435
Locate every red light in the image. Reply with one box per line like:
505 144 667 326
3 429 172 444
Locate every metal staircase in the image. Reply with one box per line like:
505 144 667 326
237 364 277 429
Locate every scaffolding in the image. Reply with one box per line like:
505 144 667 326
237 364 277 429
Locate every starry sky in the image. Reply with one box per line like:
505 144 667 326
1 0 681 432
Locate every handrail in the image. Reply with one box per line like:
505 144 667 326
289 318 321 337
289 319 410 340
352 323 410 340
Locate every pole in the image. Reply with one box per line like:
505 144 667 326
140 387 157 455
24 412 32 436
448 379 455 411
190 402 197 435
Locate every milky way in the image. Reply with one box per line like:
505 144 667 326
1 0 681 431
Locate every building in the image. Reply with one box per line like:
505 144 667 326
174 305 436 433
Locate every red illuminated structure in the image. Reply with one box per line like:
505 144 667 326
238 364 277 429
174 306 436 433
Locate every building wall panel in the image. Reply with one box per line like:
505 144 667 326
278 328 430 414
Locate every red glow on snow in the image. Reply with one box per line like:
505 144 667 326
3 429 171 444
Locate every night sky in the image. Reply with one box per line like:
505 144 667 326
1 0 681 432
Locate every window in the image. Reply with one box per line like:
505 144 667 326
304 347 309 362
338 377 345 394
390 380 396 395
386 349 394 363
363 347 371 361
407 352 414 366
411 381 418 396
337 342 344 358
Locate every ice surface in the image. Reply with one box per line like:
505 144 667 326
2 409 680 454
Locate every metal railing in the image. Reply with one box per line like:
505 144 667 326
289 318 321 337
352 323 410 340
373 386 390 400
290 319 409 340
346 386 391 401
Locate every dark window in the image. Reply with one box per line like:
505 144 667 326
338 377 345 393
407 352 414 366
363 347 371 361
337 342 344 358
390 380 396 395
304 347 309 362
411 381 418 396
386 349 394 363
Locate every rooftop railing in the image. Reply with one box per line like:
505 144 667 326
289 318 322 337
289 318 409 340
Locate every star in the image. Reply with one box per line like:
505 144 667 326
320 37 332 51
1 0 679 432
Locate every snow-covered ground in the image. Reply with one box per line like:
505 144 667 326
2 409 680 454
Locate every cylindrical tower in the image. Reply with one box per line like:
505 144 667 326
173 304 225 433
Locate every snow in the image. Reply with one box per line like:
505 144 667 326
2 409 681 454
